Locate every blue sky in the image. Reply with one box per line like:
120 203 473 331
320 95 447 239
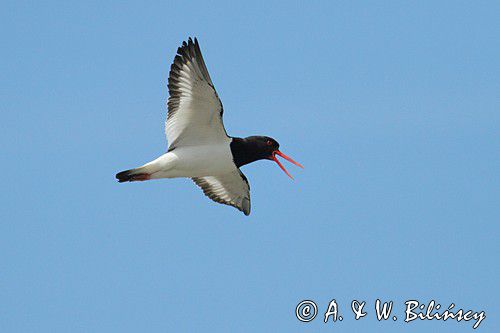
1 1 498 332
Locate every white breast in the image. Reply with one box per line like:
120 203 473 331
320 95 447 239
146 141 236 179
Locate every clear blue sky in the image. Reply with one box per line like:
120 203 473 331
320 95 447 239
1 1 498 332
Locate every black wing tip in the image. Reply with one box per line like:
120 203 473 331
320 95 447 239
167 36 213 98
176 37 204 63
242 194 251 216
179 37 198 52
173 37 199 70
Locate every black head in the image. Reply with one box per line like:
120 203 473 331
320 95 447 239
246 136 280 159
230 136 303 178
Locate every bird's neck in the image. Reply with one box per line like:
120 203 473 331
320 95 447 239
230 137 265 168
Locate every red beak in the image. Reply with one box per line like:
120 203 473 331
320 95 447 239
272 150 304 179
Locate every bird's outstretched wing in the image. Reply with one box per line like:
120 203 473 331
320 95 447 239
166 38 228 150
192 170 251 215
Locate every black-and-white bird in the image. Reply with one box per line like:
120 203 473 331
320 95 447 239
116 38 302 215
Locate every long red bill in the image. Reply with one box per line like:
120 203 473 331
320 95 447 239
272 150 304 179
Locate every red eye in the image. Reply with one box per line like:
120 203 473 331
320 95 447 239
267 140 272 146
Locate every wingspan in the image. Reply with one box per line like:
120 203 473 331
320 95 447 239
166 38 228 150
192 170 251 216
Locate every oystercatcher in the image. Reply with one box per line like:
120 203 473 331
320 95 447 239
116 38 303 215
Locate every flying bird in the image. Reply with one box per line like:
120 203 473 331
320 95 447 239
116 38 303 215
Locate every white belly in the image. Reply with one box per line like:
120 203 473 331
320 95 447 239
145 143 236 179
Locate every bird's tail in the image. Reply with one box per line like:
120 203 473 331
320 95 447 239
116 154 174 182
116 166 151 182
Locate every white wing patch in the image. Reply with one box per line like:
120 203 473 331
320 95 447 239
166 38 228 150
192 170 251 215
